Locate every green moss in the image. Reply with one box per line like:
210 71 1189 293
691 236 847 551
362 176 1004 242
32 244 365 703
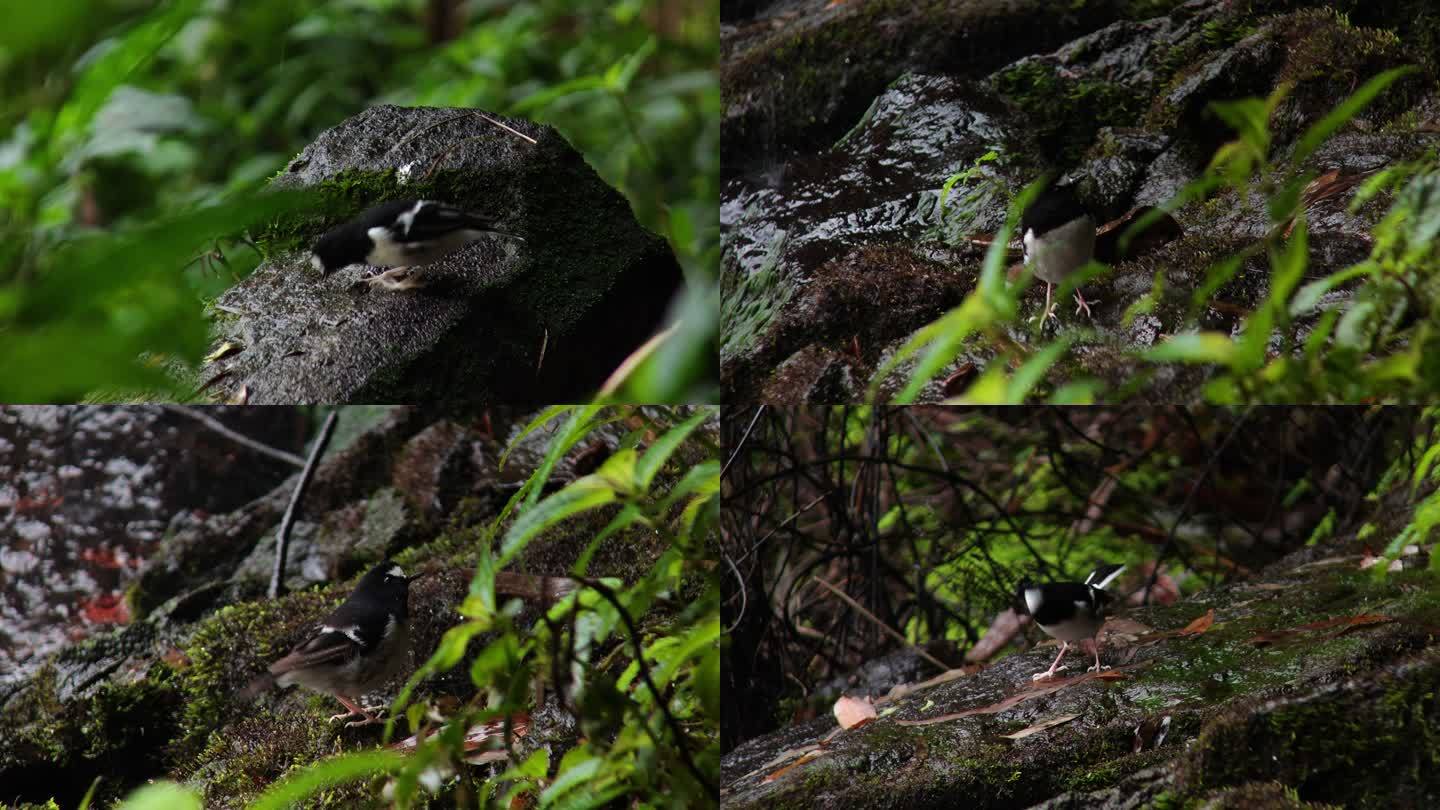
174 589 341 760
0 658 185 807
990 60 1147 165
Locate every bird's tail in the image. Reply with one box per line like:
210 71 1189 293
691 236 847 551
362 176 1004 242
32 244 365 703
238 671 276 701
459 212 525 242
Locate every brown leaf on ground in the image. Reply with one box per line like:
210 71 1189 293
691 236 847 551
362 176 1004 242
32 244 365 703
834 695 877 729
1177 608 1215 636
742 744 820 783
1249 613 1393 646
763 749 827 782
999 713 1081 740
965 608 1023 663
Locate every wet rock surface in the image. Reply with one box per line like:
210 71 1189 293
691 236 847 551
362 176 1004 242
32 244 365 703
721 0 1439 403
0 406 302 690
201 104 682 405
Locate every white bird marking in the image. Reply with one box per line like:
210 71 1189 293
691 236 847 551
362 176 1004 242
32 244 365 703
322 624 365 646
1088 565 1126 590
309 254 324 273
1023 228 1035 264
398 200 427 236
383 614 398 639
1074 600 1090 613
1024 587 1043 615
387 564 406 579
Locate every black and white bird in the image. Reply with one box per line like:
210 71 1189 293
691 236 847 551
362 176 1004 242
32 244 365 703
309 199 524 291
1017 563 1126 681
241 559 424 726
1020 185 1097 321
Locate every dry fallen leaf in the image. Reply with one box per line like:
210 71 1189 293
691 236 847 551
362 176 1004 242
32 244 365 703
203 340 244 363
999 713 1080 740
1177 608 1215 636
1250 613 1393 646
834 695 877 729
764 750 826 783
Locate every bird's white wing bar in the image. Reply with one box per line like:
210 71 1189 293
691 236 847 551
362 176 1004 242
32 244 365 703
322 624 366 647
397 200 427 236
1085 564 1126 590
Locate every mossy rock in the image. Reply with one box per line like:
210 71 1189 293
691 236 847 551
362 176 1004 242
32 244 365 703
199 105 682 405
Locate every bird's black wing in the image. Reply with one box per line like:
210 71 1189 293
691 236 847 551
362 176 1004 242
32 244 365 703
403 201 518 240
267 594 390 675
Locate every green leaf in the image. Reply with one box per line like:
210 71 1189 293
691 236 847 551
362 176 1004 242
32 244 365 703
539 751 604 808
115 782 201 810
433 621 490 670
522 404 608 509
499 406 574 471
635 407 710 491
611 37 657 92
1289 263 1374 317
595 447 639 495
1269 214 1308 307
655 460 720 514
247 750 404 810
1292 66 1418 166
501 477 617 567
1146 332 1238 365
694 647 719 720
572 503 646 575
1003 338 1072 403
52 0 203 147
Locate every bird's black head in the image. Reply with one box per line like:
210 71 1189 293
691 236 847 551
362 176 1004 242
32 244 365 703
353 559 419 614
309 224 370 275
1021 184 1091 238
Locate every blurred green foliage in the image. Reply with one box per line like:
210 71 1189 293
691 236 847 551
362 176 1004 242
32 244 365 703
0 0 717 402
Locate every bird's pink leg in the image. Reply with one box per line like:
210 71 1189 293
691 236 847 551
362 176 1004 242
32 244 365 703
328 694 368 723
1086 638 1109 672
1033 641 1070 681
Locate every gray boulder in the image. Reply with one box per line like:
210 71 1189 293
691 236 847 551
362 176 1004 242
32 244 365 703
203 105 681 404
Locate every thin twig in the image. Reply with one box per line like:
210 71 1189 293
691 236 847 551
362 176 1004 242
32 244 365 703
386 111 476 156
270 409 340 599
735 490 830 566
162 405 305 468
475 111 538 145
811 576 950 672
721 407 765 481
723 551 748 634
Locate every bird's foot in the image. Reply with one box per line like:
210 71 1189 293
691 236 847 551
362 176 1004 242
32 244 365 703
344 713 386 728
328 709 364 723
366 267 425 291
1030 303 1060 325
1087 663 1111 673
1032 665 1068 681
1073 292 1094 318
